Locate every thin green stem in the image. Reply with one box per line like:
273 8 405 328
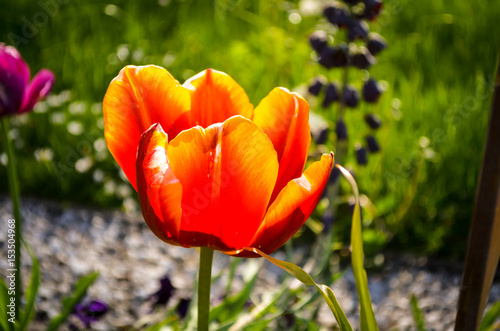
197 247 214 331
338 65 350 120
316 65 350 276
1 117 22 321
327 64 350 227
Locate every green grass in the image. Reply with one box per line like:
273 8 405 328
0 0 499 257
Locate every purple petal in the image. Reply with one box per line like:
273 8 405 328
0 43 30 86
20 69 54 113
72 299 108 328
0 44 32 116
85 300 108 315
151 275 175 306
0 67 26 116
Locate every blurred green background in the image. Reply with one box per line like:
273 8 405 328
0 0 498 259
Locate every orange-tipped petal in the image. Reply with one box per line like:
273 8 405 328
227 153 334 257
183 69 254 128
166 116 279 250
104 65 190 189
136 123 182 246
253 88 311 203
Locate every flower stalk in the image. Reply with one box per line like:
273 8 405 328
197 247 214 331
1 116 22 320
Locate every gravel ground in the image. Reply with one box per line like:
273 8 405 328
0 196 498 330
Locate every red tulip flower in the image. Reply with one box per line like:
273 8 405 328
0 43 54 117
103 65 333 257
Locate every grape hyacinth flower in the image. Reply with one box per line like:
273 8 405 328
306 0 389 234
0 43 54 117
307 0 388 166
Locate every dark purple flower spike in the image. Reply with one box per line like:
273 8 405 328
308 0 387 168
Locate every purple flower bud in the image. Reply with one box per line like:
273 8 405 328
0 43 54 117
151 275 176 307
318 47 335 69
347 20 369 41
322 82 340 108
333 44 350 67
319 45 349 69
367 33 387 55
351 46 377 70
73 299 108 328
308 76 325 96
362 0 383 20
356 144 368 165
323 5 352 27
343 0 362 5
364 113 382 129
315 126 329 145
362 78 382 103
177 298 191 319
336 119 348 140
343 85 360 108
366 135 380 152
309 30 328 53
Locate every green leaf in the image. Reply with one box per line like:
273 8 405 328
183 276 199 331
18 242 40 331
337 164 378 331
410 294 426 331
0 278 13 331
46 272 99 331
245 247 352 331
223 281 291 331
480 300 500 331
210 259 261 324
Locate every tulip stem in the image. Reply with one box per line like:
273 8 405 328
1 117 22 321
197 247 214 331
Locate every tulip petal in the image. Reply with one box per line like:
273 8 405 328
0 44 30 115
103 65 190 189
166 116 279 250
20 69 54 113
136 123 182 245
0 67 25 116
227 153 333 257
253 88 311 203
0 44 30 85
183 69 253 128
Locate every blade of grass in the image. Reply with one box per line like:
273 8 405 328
18 241 40 331
224 279 292 331
46 272 99 331
210 259 262 324
337 164 378 331
480 300 500 331
183 273 199 331
410 294 426 331
0 278 12 331
245 247 352 331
